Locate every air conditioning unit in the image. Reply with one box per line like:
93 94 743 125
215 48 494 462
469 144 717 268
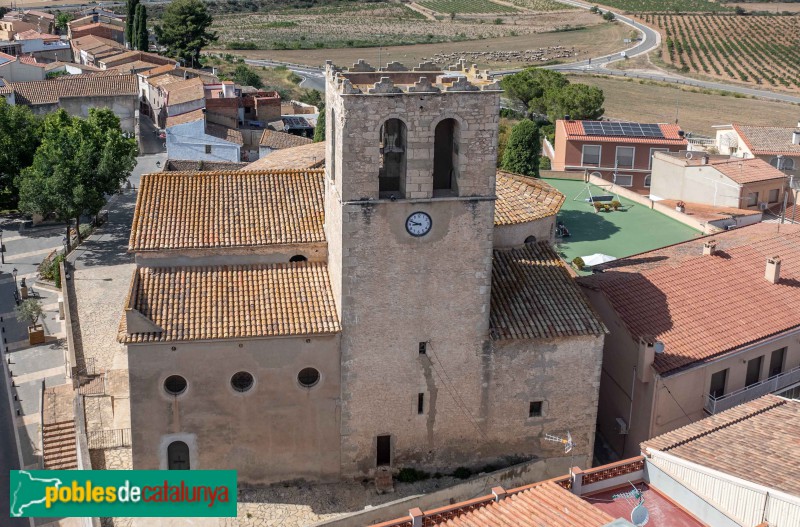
615 417 629 435
758 202 768 211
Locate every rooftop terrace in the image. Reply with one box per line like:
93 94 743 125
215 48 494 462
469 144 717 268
544 178 702 271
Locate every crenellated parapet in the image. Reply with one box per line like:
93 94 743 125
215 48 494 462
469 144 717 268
325 58 502 95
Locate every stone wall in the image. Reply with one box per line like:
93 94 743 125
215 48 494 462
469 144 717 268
57 95 137 135
134 242 327 268
493 217 555 248
128 334 342 484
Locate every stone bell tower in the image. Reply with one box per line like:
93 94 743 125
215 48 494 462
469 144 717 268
323 59 504 477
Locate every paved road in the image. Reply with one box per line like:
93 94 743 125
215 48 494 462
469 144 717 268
244 59 326 92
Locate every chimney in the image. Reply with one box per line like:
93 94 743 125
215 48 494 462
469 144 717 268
703 240 717 256
793 130 800 146
701 155 709 165
636 338 655 383
766 256 781 284
409 507 424 527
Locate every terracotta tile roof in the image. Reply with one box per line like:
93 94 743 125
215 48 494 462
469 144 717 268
710 157 786 184
8 73 137 105
579 223 800 374
491 242 605 340
164 159 248 172
70 34 123 53
120 262 340 343
15 29 59 40
129 170 325 251
165 76 204 106
259 130 312 149
494 171 564 225
139 63 177 78
733 123 800 156
165 108 204 128
642 395 800 497
243 142 326 171
206 122 244 146
42 61 101 73
658 199 761 223
17 55 44 67
374 480 613 527
561 120 688 145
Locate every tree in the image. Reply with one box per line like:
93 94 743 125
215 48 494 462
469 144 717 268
55 12 71 33
131 4 140 49
232 64 262 88
313 106 325 143
501 119 541 178
547 83 605 123
135 4 148 51
0 99 41 210
16 109 137 252
500 68 569 118
154 0 217 66
126 0 140 46
15 299 43 327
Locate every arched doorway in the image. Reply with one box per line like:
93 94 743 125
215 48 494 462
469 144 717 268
379 119 407 198
167 441 190 470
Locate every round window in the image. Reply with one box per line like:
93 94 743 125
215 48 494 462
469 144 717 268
230 371 254 393
297 367 320 388
164 375 187 396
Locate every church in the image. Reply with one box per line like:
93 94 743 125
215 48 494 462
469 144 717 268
118 60 606 484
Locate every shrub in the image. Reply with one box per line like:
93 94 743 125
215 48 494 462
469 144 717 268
452 467 472 480
572 257 585 270
396 467 431 483
501 119 541 177
493 18 503 25
15 299 43 326
593 202 603 212
610 200 621 210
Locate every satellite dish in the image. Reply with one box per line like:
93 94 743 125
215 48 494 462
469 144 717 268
631 504 650 526
653 341 665 354
685 152 694 160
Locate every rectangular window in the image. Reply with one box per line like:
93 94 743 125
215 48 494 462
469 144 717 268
417 393 424 414
745 356 763 387
746 192 758 207
418 342 427 355
581 145 601 166
709 369 727 398
205 145 212 154
768 189 780 203
769 348 785 377
615 174 633 187
616 146 635 168
529 401 543 418
649 148 669 169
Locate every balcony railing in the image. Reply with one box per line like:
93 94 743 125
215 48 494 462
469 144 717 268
705 366 800 414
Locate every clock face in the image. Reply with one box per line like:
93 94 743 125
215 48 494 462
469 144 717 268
406 211 432 237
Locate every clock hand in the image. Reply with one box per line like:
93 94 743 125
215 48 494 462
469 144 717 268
411 221 421 226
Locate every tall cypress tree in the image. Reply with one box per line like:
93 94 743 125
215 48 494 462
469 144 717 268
136 5 148 51
125 0 139 46
131 5 140 50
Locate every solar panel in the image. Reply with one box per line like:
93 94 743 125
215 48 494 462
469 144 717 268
581 121 665 139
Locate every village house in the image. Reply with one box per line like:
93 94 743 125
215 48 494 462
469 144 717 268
138 65 217 127
550 119 688 194
164 108 243 162
70 34 125 67
578 223 800 459
257 129 312 159
6 73 138 134
0 51 45 82
650 151 787 217
118 60 607 485
67 13 125 43
715 122 800 178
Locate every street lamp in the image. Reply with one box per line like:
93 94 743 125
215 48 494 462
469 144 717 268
12 267 17 304
0 230 4 265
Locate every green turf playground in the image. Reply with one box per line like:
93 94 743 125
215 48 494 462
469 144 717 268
544 178 703 271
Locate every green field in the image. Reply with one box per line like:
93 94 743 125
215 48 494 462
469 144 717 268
594 0 731 12
419 0 518 14
544 178 702 270
508 0 577 10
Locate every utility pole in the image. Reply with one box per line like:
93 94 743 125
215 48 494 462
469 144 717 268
0 231 4 264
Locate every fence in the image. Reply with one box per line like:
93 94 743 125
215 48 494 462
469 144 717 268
87 428 131 450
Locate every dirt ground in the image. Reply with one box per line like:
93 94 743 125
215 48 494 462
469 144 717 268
570 73 800 136
727 2 800 12
215 22 629 69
